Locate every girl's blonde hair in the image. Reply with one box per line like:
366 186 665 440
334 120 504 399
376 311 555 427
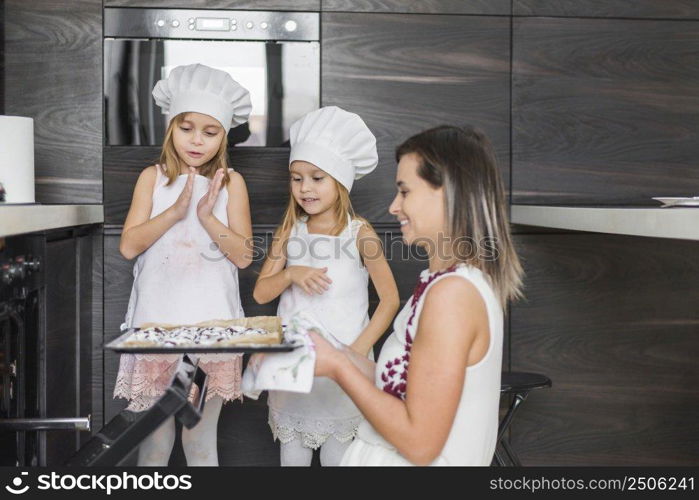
158 112 231 186
277 169 371 239
396 125 523 307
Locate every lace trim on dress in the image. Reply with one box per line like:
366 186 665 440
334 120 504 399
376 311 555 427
113 353 244 412
268 408 362 449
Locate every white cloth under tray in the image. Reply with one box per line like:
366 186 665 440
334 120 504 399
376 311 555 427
242 311 342 399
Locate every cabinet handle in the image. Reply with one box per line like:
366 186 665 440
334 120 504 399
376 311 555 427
0 416 90 431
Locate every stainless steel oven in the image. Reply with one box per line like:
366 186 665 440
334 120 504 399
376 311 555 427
104 8 320 147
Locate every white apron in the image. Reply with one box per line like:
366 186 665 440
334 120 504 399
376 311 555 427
268 214 370 449
113 166 245 411
124 167 244 327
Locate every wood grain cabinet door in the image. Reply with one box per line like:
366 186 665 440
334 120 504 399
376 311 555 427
321 0 509 15
4 0 101 204
44 237 77 465
322 12 511 222
512 17 699 204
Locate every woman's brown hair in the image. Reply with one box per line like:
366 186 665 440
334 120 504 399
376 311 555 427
158 112 231 186
396 125 523 306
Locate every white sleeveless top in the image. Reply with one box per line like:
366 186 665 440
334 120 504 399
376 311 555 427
267 214 371 448
123 166 245 329
340 264 503 466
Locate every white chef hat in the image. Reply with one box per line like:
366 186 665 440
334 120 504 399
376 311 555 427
289 106 378 192
152 63 252 133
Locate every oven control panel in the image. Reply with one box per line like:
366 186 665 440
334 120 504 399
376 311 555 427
105 8 319 42
1 256 41 287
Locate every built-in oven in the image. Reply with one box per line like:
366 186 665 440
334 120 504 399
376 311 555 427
104 8 320 148
0 236 43 466
0 236 90 466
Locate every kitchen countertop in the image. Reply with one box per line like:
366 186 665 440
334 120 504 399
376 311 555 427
3 203 696 240
511 205 699 241
0 204 104 237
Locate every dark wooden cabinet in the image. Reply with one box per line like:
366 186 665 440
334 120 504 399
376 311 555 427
4 0 102 204
87 232 104 436
322 12 511 222
512 17 699 205
506 11 699 465
44 237 78 465
510 233 699 465
42 227 101 465
11 0 695 465
321 0 510 14
513 0 699 19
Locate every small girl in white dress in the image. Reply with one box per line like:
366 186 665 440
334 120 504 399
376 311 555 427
253 106 399 466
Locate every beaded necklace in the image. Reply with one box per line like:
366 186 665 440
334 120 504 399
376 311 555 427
381 264 459 400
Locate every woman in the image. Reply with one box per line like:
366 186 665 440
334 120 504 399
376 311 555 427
311 125 523 466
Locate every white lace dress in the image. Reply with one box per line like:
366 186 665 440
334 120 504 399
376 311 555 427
267 214 371 449
113 166 245 411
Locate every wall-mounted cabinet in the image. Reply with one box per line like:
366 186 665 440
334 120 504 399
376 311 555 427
322 12 511 222
514 0 699 20
510 232 699 465
512 17 699 205
322 0 510 15
4 0 102 204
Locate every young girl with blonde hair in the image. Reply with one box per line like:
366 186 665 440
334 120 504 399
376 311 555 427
253 106 400 466
113 64 254 466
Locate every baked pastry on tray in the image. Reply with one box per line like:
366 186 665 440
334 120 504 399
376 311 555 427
119 316 283 348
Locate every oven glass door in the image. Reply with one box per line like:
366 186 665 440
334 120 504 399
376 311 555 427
104 39 320 147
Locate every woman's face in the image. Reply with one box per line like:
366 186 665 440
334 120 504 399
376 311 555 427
389 152 445 247
172 112 224 169
290 160 339 216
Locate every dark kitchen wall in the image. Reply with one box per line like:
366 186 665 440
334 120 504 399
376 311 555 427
513 0 699 19
321 12 510 222
511 233 699 466
512 16 699 205
42 226 102 464
508 1 699 466
4 0 102 204
321 0 510 14
15 0 699 465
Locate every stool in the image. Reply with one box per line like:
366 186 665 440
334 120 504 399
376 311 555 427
493 371 552 466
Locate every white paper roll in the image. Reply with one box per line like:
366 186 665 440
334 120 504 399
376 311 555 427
0 115 35 203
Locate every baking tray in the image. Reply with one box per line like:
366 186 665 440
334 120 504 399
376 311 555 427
104 328 301 354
